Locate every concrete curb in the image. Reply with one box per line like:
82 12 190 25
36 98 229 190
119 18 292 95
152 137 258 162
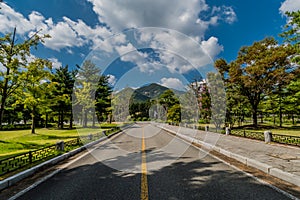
0 130 122 191
159 125 300 188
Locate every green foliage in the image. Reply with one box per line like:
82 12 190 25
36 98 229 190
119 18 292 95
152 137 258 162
207 72 226 130
159 89 181 123
74 60 101 127
0 28 50 127
52 65 77 129
74 60 112 127
228 37 295 127
16 58 53 133
280 11 300 64
129 101 151 121
95 75 112 123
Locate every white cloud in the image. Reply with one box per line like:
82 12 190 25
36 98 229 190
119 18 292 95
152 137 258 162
0 3 34 34
200 37 224 59
135 29 223 73
107 74 117 86
115 43 136 56
0 3 113 51
160 77 185 90
48 58 62 69
0 1 236 75
88 0 207 35
87 0 235 38
44 20 86 50
212 6 237 24
280 0 300 14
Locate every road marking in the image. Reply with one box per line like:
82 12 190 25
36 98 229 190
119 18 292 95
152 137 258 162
141 127 149 200
161 127 300 200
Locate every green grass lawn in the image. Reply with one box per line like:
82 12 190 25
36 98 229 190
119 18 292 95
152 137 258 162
264 128 300 137
0 127 103 159
197 123 300 136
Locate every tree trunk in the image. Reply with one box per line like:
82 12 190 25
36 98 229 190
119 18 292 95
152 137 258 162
252 107 258 127
92 112 96 127
0 28 16 129
45 113 48 128
279 99 282 128
58 111 61 128
60 111 64 129
84 110 88 127
69 111 73 129
31 107 36 134
109 114 112 124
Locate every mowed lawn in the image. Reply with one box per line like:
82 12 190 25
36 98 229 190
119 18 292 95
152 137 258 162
0 128 102 159
195 124 300 137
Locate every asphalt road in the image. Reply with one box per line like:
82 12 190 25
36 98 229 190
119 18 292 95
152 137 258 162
15 123 292 200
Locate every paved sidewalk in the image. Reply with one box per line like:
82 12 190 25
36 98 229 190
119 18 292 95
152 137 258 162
158 124 300 187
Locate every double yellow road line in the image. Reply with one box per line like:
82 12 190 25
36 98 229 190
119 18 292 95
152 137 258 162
141 127 149 200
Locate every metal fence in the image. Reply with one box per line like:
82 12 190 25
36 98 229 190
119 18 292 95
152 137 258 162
0 127 120 177
271 134 300 147
228 130 299 147
181 123 300 147
230 130 265 141
0 144 60 176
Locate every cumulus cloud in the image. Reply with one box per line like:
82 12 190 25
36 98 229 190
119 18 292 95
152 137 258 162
87 0 236 38
0 3 113 51
280 0 300 14
160 77 185 90
107 74 117 86
0 3 34 34
48 58 62 69
0 1 237 74
200 37 224 59
133 29 222 73
212 6 237 24
87 0 210 36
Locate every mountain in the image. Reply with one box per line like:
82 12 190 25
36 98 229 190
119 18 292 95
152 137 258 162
115 83 185 103
135 83 169 99
131 90 151 102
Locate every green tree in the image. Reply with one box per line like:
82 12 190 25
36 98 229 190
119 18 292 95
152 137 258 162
112 87 134 122
159 89 181 123
280 10 300 65
228 37 295 127
0 28 49 128
214 59 250 128
280 10 300 125
285 78 300 124
189 79 211 123
17 58 52 133
52 65 77 129
207 72 226 131
74 82 95 127
75 60 101 127
95 75 112 123
129 101 151 121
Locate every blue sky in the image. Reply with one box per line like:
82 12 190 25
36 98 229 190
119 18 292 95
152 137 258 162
0 0 299 91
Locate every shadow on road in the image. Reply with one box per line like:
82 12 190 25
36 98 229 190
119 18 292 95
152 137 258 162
16 147 292 200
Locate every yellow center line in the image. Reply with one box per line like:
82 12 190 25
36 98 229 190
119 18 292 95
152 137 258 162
141 127 149 200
